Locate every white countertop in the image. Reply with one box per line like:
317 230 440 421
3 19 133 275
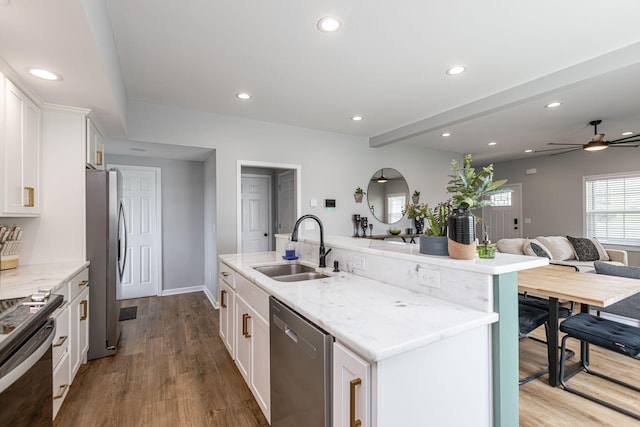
0 261 89 299
220 252 499 362
285 234 548 275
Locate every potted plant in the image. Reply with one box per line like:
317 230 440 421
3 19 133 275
446 154 507 259
404 202 428 234
354 186 366 203
412 190 421 204
419 199 453 256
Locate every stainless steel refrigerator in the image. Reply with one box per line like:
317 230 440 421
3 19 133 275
86 168 128 360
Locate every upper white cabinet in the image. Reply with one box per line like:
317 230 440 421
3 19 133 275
86 117 105 170
0 75 42 216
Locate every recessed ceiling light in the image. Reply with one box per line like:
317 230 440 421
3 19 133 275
545 101 562 108
488 141 497 146
236 92 251 100
441 132 451 137
445 65 467 76
351 116 363 121
317 16 341 32
29 68 61 81
622 131 634 136
525 149 533 153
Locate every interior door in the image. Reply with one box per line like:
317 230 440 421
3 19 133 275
241 174 271 253
482 183 523 242
277 170 296 234
114 166 161 299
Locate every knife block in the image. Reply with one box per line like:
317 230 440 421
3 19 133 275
0 255 19 270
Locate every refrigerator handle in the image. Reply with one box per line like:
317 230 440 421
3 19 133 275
118 202 128 281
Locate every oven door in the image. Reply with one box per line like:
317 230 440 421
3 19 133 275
0 318 55 426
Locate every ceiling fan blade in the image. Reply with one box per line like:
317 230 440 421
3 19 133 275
610 144 640 148
547 142 584 146
610 134 640 144
549 148 581 156
534 146 580 153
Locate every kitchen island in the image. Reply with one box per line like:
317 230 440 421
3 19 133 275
220 234 547 426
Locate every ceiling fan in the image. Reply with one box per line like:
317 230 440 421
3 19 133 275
535 120 640 155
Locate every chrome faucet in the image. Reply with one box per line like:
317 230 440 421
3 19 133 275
291 214 332 268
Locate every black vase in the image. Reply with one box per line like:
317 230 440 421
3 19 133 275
413 218 424 234
448 208 475 244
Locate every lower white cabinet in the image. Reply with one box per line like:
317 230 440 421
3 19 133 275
69 285 89 380
333 342 371 427
51 289 70 420
52 351 70 419
219 276 236 357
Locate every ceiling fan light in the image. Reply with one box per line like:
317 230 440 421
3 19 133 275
583 141 608 152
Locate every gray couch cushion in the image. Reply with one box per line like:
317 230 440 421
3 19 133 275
594 261 640 319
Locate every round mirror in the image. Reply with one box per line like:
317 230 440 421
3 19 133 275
367 168 410 224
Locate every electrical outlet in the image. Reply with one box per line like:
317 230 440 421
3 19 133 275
305 221 315 230
418 268 440 288
352 256 365 270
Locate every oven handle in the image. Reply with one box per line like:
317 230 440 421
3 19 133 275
0 319 55 393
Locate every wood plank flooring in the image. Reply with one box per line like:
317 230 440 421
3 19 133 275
55 292 640 426
54 293 268 427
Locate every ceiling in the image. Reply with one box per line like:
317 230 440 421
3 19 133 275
1 0 639 163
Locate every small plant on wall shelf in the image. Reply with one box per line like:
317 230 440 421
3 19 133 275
354 187 366 203
412 190 420 204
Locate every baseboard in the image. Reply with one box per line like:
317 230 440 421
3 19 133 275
161 285 205 296
203 286 219 309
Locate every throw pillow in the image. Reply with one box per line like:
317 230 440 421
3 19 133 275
566 236 600 261
523 239 552 258
590 237 610 261
536 236 576 261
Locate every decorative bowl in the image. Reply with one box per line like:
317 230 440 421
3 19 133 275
388 228 401 235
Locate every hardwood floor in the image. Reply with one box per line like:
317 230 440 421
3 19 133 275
55 293 268 427
55 293 640 426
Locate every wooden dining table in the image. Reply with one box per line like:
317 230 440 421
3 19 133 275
518 263 640 386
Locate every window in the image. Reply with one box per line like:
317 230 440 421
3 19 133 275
489 191 512 207
387 194 406 224
585 172 640 246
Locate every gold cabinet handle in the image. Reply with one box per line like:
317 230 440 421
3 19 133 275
80 300 88 320
96 150 103 166
221 289 227 308
79 280 89 287
350 378 362 427
222 272 229 277
242 313 251 338
52 335 68 347
53 383 69 399
23 186 35 207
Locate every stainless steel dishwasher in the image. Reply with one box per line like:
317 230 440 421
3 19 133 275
270 296 333 427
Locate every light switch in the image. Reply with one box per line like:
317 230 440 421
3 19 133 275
524 218 532 224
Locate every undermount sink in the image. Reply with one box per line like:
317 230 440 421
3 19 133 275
253 263 329 282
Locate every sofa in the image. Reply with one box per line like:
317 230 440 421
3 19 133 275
497 235 628 272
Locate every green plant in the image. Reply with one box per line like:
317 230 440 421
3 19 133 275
412 190 421 197
404 203 429 220
425 199 453 236
355 186 366 195
447 154 507 209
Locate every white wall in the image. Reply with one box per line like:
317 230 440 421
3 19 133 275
126 101 461 258
107 154 206 291
204 152 217 300
492 148 640 266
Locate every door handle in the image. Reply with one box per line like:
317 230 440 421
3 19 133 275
264 233 268 237
242 313 251 338
221 290 227 308
350 378 362 427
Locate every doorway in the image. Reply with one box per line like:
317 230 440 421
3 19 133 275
110 164 162 299
237 161 301 253
482 183 523 242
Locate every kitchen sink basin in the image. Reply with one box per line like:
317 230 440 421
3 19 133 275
253 263 329 282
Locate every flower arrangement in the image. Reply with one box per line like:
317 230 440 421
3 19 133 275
447 154 507 210
425 199 453 237
404 202 429 220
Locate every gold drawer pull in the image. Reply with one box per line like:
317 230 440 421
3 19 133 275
222 272 229 277
350 378 362 427
242 313 251 338
221 289 227 308
52 335 68 347
79 280 89 287
96 150 103 166
80 300 88 320
24 186 35 207
53 383 69 399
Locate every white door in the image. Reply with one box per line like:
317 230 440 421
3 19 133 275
277 170 296 234
482 183 523 242
241 175 271 253
112 165 161 299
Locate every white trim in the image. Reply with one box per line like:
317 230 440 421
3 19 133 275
203 286 219 309
159 286 219 308
108 164 163 297
241 173 273 252
236 160 301 253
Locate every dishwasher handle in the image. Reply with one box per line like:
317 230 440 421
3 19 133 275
272 312 317 359
272 313 298 343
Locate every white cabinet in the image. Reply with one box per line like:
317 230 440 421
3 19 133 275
217 261 271 422
51 284 70 420
333 342 371 427
219 267 236 357
0 75 42 216
86 117 104 170
68 269 89 380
